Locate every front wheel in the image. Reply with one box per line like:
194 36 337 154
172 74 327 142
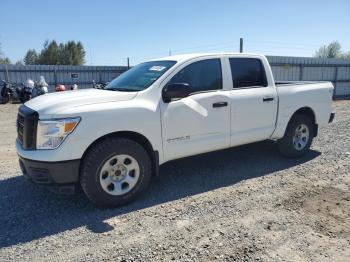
278 114 314 158
80 137 152 207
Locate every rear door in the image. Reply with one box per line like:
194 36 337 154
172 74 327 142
160 58 231 161
227 57 278 146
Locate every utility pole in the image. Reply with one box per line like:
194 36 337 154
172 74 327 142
127 57 130 69
169 50 172 56
239 38 243 53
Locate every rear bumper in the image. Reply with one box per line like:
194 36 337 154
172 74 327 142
19 156 80 185
329 112 335 123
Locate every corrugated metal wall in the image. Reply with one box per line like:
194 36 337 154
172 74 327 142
1 55 350 98
267 56 350 97
0 65 128 92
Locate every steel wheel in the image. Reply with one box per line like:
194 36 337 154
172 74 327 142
81 137 152 207
292 124 309 151
99 154 140 196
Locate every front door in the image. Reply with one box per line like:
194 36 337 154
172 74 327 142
160 58 231 161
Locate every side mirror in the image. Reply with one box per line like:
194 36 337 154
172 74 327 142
162 83 191 103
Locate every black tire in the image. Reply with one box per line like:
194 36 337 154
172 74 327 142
278 114 314 158
25 94 32 102
20 97 26 104
80 137 152 207
2 95 9 104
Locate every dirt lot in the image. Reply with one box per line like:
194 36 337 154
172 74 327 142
0 101 349 261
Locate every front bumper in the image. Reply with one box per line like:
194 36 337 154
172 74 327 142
19 156 80 185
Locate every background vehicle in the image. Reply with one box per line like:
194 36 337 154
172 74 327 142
1 80 15 104
92 80 109 89
17 79 35 103
70 84 78 90
55 84 66 92
32 76 49 97
16 53 334 207
1 79 37 104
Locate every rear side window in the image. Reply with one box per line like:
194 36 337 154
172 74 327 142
169 59 222 93
229 58 268 88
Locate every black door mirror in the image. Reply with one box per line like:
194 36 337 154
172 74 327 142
162 83 191 103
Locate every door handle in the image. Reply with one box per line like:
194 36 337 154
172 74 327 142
263 97 274 102
212 101 228 108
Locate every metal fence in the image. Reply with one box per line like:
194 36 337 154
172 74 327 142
0 64 128 92
267 56 350 98
1 55 350 98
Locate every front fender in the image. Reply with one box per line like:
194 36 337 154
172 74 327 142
18 100 163 163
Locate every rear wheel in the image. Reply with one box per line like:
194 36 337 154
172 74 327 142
278 114 314 158
80 137 152 207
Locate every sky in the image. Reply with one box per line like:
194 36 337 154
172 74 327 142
1 0 350 66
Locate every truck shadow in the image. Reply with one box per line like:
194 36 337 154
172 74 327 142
0 141 320 248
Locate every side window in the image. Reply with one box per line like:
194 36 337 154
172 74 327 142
229 58 268 88
169 59 222 93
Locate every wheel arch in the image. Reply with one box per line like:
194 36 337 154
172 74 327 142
289 107 318 137
80 131 159 177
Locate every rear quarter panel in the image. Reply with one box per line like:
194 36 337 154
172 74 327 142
271 82 333 139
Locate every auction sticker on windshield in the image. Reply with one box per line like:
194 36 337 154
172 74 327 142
149 66 166 71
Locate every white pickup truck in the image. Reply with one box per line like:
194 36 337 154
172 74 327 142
16 53 335 207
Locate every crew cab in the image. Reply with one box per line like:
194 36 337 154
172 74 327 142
16 53 335 207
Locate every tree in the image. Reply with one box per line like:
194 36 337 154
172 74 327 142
58 43 66 64
340 51 350 59
75 41 86 65
0 57 11 64
15 60 24 65
38 40 60 65
22 40 86 65
314 41 342 58
24 49 39 65
0 42 11 64
58 41 85 65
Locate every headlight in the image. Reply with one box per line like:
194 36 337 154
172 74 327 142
36 117 80 149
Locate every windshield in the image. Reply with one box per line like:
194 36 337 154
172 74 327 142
105 60 176 91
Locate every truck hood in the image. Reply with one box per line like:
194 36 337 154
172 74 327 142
25 88 137 115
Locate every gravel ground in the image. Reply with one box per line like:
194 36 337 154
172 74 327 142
0 101 349 261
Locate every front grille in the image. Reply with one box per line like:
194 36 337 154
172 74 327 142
17 105 39 150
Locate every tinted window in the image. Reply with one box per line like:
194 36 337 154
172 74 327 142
229 58 267 88
169 59 222 93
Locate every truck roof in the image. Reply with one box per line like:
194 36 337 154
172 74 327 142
152 52 265 63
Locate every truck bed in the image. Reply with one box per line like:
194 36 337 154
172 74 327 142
272 80 334 140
